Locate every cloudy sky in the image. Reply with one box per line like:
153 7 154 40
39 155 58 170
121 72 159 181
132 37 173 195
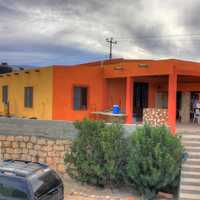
0 0 200 66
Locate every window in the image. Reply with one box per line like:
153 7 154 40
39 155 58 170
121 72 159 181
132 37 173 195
2 85 8 104
24 87 33 108
30 170 62 199
0 177 28 199
73 86 88 110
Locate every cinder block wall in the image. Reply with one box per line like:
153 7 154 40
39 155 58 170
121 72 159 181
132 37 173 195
0 135 72 173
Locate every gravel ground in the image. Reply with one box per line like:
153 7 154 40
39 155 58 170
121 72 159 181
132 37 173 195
62 174 174 200
63 174 139 200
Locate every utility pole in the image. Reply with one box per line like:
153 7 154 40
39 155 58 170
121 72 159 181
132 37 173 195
106 37 117 59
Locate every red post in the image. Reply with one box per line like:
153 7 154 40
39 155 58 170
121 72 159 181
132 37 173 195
168 72 177 134
126 77 133 124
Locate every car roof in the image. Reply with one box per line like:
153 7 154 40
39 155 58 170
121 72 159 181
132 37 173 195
0 160 49 178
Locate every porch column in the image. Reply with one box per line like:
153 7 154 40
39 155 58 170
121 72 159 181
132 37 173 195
126 77 133 124
168 72 177 134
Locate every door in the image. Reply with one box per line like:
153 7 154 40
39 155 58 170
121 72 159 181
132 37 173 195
133 82 149 122
176 91 182 121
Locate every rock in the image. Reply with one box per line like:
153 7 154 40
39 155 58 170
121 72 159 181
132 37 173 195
157 192 173 199
127 197 135 200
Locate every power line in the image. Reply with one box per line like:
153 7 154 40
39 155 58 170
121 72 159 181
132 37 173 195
117 33 200 40
113 34 200 44
106 37 117 59
104 34 200 60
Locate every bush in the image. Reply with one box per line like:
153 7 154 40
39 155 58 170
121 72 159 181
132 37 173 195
64 119 127 186
126 124 183 200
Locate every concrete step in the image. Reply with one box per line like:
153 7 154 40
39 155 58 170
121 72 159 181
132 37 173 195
179 192 200 199
182 135 200 139
181 177 200 183
185 148 200 152
181 173 200 179
179 198 200 200
181 181 200 186
182 142 200 147
182 164 200 169
182 166 200 172
180 189 200 195
181 185 200 191
185 146 200 149
182 141 200 145
182 140 200 144
182 171 200 176
187 152 200 155
188 153 200 159
184 159 200 165
181 132 200 136
182 137 200 142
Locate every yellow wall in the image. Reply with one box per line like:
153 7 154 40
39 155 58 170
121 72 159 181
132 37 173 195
0 67 53 120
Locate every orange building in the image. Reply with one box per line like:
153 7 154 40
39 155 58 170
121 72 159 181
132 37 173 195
1 58 200 133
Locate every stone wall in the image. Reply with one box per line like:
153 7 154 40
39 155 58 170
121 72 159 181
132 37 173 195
0 117 136 174
0 135 71 173
143 108 168 126
180 92 191 123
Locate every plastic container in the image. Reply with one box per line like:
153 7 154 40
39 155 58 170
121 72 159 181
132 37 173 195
113 105 120 114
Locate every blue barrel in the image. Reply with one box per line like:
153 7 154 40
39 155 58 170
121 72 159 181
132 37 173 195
113 105 120 114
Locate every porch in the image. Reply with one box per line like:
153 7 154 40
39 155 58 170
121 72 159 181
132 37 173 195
176 123 200 133
105 73 200 133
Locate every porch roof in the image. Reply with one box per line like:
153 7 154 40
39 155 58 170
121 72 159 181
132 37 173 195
103 59 200 78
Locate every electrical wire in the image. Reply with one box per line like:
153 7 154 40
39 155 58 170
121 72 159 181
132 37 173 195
115 33 200 41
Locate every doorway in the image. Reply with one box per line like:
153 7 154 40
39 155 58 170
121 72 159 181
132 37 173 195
133 82 149 122
176 91 182 121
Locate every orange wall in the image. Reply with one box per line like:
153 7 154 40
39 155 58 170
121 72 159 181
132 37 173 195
52 65 107 121
107 78 126 112
104 60 174 78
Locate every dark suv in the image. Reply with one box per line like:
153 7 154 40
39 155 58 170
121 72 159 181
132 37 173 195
0 160 64 200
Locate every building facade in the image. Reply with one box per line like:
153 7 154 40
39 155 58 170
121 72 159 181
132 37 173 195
1 58 200 133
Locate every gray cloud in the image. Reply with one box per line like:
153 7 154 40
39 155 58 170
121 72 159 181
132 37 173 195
0 0 200 65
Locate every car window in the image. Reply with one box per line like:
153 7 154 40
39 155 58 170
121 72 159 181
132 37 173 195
29 170 62 198
0 176 29 200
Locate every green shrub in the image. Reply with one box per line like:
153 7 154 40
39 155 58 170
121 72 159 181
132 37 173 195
64 119 127 186
126 124 183 200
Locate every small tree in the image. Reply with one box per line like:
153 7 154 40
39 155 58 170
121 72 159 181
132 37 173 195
126 124 183 200
64 119 127 186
